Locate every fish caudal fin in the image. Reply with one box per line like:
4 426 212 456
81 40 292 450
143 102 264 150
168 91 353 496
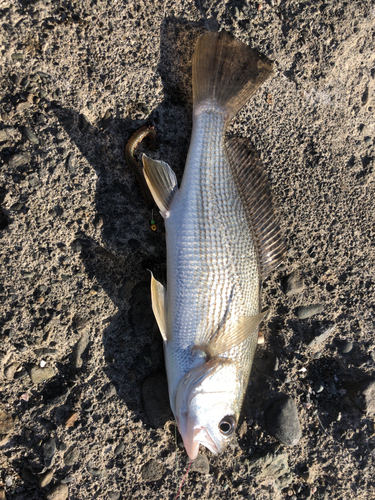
193 31 273 124
226 138 286 280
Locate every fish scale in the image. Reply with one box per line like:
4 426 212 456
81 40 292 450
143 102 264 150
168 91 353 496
167 109 259 346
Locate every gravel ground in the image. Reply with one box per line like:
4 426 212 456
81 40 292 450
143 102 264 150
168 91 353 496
0 1 375 499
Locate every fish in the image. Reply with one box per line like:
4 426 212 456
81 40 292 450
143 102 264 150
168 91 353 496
141 31 285 460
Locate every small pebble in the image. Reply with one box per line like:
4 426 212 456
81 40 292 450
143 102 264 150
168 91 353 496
296 304 324 319
71 330 89 369
264 395 302 446
0 410 15 435
328 381 337 395
299 465 310 482
141 459 165 482
108 492 120 500
8 152 31 168
46 483 69 500
39 469 54 488
23 126 39 145
60 475 74 484
314 380 324 393
43 438 57 467
190 454 210 474
283 270 305 296
78 113 90 132
114 442 125 455
297 486 312 499
307 323 336 348
86 463 108 477
11 74 20 84
34 347 58 357
66 153 75 174
93 214 104 229
30 366 55 384
28 175 41 187
64 446 79 466
4 362 19 380
338 340 353 354
64 412 79 428
242 447 292 488
0 128 16 141
70 239 82 252
273 356 280 371
353 379 375 415
21 467 37 483
10 202 24 211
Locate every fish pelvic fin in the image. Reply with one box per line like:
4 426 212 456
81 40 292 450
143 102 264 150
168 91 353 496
192 311 268 358
226 138 286 280
142 154 178 218
150 272 168 343
193 31 273 125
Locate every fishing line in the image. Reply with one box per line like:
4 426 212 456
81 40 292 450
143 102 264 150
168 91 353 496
175 457 193 500
174 423 179 498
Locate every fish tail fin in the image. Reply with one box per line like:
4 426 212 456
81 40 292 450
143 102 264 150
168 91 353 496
193 31 273 124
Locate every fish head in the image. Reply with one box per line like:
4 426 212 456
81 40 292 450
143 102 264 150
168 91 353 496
175 357 240 459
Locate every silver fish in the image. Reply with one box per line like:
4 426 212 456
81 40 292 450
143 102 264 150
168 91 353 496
142 31 285 459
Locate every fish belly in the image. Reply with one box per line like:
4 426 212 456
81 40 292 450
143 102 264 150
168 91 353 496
164 107 260 408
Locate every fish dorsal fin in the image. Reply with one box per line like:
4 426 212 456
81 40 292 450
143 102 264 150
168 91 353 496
150 272 168 343
142 154 178 218
226 138 286 280
193 31 274 124
193 311 268 358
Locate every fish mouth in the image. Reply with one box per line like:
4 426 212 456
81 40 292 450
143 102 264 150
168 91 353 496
180 416 220 460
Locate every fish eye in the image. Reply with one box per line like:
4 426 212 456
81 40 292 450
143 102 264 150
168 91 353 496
219 416 236 436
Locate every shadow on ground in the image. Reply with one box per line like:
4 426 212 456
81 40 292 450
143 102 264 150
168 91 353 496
52 17 204 428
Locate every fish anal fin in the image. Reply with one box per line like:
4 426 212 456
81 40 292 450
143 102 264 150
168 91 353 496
226 138 286 280
150 272 168 343
142 154 178 218
193 311 268 358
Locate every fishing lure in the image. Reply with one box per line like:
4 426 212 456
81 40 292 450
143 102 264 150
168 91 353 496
125 125 156 209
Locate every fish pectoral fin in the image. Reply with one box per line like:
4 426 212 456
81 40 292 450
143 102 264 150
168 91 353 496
142 154 178 218
196 311 268 358
150 272 168 343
